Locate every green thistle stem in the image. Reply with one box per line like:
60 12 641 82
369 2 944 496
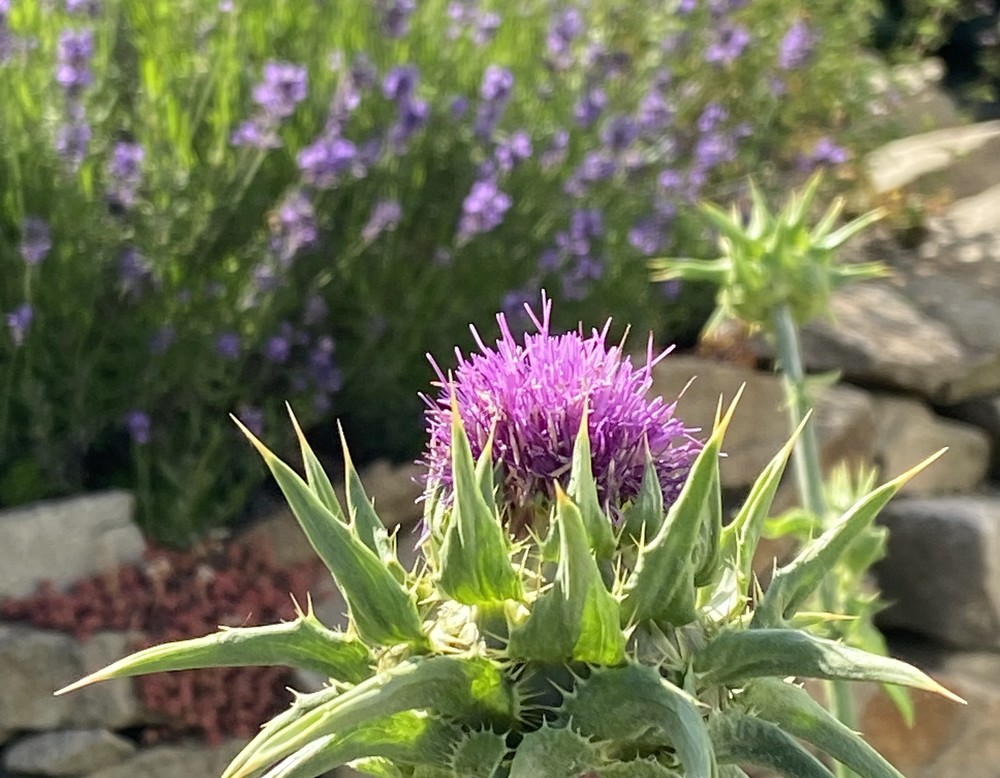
772 304 858 778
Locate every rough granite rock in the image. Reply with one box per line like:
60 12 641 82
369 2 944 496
0 492 143 600
84 740 244 778
870 394 990 494
875 495 1000 648
649 355 877 490
864 119 1000 196
859 651 1000 778
4 730 135 776
941 394 1000 478
0 626 145 731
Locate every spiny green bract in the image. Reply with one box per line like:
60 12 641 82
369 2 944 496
57 401 960 778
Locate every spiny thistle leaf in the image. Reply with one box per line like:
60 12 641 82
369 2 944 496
599 759 682 777
561 663 715 778
232 416 426 648
448 729 510 778
694 628 965 702
718 415 807 601
754 449 946 627
741 679 905 778
437 399 523 605
709 711 834 778
817 208 887 251
55 605 373 694
225 656 516 778
508 725 599 778
566 407 617 559
649 258 732 284
338 422 404 579
621 389 740 626
287 405 344 519
693 400 724 588
260 712 462 778
508 485 626 665
622 443 665 542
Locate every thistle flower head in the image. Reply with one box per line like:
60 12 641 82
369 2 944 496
420 294 702 516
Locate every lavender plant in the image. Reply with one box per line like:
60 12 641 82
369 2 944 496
2 0 901 543
58 297 960 778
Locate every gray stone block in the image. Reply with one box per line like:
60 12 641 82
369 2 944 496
0 492 143 600
4 730 135 775
875 495 1000 648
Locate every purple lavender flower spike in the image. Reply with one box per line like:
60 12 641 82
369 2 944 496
495 131 532 172
56 29 94 94
55 121 91 168
779 19 815 70
265 333 291 364
390 96 429 149
125 410 151 445
118 246 152 298
106 141 145 209
19 217 52 265
6 303 33 347
600 115 638 151
480 65 514 103
270 191 317 264
297 136 359 187
704 24 750 65
457 178 512 242
379 0 416 38
253 61 308 119
230 119 281 149
383 65 419 102
362 199 403 243
574 86 607 128
66 0 101 15
810 136 849 166
420 294 702 515
547 6 583 66
215 332 241 360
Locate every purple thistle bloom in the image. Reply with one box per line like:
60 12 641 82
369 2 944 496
379 0 416 38
420 294 702 514
55 121 91 169
215 332 241 360
56 29 94 94
779 19 815 70
106 141 144 209
124 410 151 445
297 136 359 187
252 61 308 119
19 217 52 265
362 199 403 243
704 24 750 65
457 178 512 241
6 303 32 347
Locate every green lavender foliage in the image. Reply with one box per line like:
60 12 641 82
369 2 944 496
58 404 960 778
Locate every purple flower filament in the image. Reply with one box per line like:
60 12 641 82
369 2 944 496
420 294 703 517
